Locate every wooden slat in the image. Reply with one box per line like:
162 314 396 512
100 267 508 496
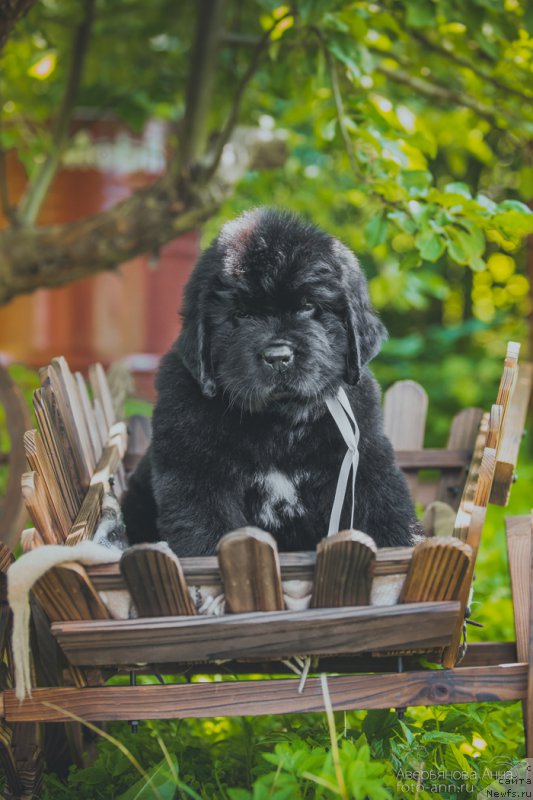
75 371 103 463
384 380 428 501
33 386 84 517
400 538 472 603
473 443 497 509
50 357 95 477
20 528 44 553
506 515 531 664
51 602 461 666
496 341 520 420
24 429 72 537
33 563 110 623
93 398 108 446
47 361 92 492
437 407 484 509
485 404 503 449
86 546 416 592
3 664 526 722
65 483 104 546
395 449 471 470
0 542 14 574
218 528 284 612
121 544 196 617
311 530 376 608
491 363 533 505
21 471 61 545
89 363 116 431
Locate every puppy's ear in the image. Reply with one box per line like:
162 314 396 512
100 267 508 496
178 276 217 398
333 241 388 385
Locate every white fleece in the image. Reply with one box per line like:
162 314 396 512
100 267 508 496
8 541 125 701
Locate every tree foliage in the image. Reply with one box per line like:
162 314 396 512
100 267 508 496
0 0 532 419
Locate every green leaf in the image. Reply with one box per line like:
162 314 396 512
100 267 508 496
420 730 465 745
405 0 435 28
365 214 388 247
415 227 445 261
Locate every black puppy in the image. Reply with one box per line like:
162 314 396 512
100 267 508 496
123 209 418 554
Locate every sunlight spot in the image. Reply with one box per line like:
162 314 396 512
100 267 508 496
28 52 57 80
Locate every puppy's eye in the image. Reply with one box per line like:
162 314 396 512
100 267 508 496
298 301 316 315
234 310 252 320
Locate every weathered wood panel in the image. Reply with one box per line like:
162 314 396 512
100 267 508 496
51 602 461 666
400 538 472 603
437 408 484 509
384 380 428 502
121 544 196 617
33 563 110 623
86 547 416 593
218 528 284 613
311 530 376 607
2 664 526 723
491 363 532 505
506 515 531 665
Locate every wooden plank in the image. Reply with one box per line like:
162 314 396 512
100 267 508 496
86 547 416 592
437 408 484 509
383 380 428 501
24 429 72 537
3 664 526 723
311 530 376 607
121 543 196 617
400 538 472 603
33 385 84 516
89 363 116 431
46 362 92 492
33 563 110 623
395 449 471 470
491 363 533 506
459 641 517 668
21 471 61 545
50 357 95 477
21 528 44 553
218 528 284 612
0 542 14 574
65 483 104 546
496 341 521 420
506 515 531 664
75 371 103 463
51 602 461 666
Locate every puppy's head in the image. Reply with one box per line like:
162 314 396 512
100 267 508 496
179 209 386 413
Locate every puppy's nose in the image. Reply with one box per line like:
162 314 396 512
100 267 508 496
261 343 294 372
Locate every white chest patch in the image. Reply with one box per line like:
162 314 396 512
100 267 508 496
254 470 306 529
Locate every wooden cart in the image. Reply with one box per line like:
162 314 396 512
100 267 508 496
0 345 531 799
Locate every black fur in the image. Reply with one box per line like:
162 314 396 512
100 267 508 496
123 209 418 555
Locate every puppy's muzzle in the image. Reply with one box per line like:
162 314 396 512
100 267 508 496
261 342 294 373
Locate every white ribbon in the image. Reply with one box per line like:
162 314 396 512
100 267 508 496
325 386 360 536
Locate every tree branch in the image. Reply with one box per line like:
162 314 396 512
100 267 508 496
179 0 228 172
0 127 286 305
320 38 360 180
411 31 533 103
0 95 16 224
375 62 510 127
0 0 38 52
16 0 96 225
207 12 291 179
